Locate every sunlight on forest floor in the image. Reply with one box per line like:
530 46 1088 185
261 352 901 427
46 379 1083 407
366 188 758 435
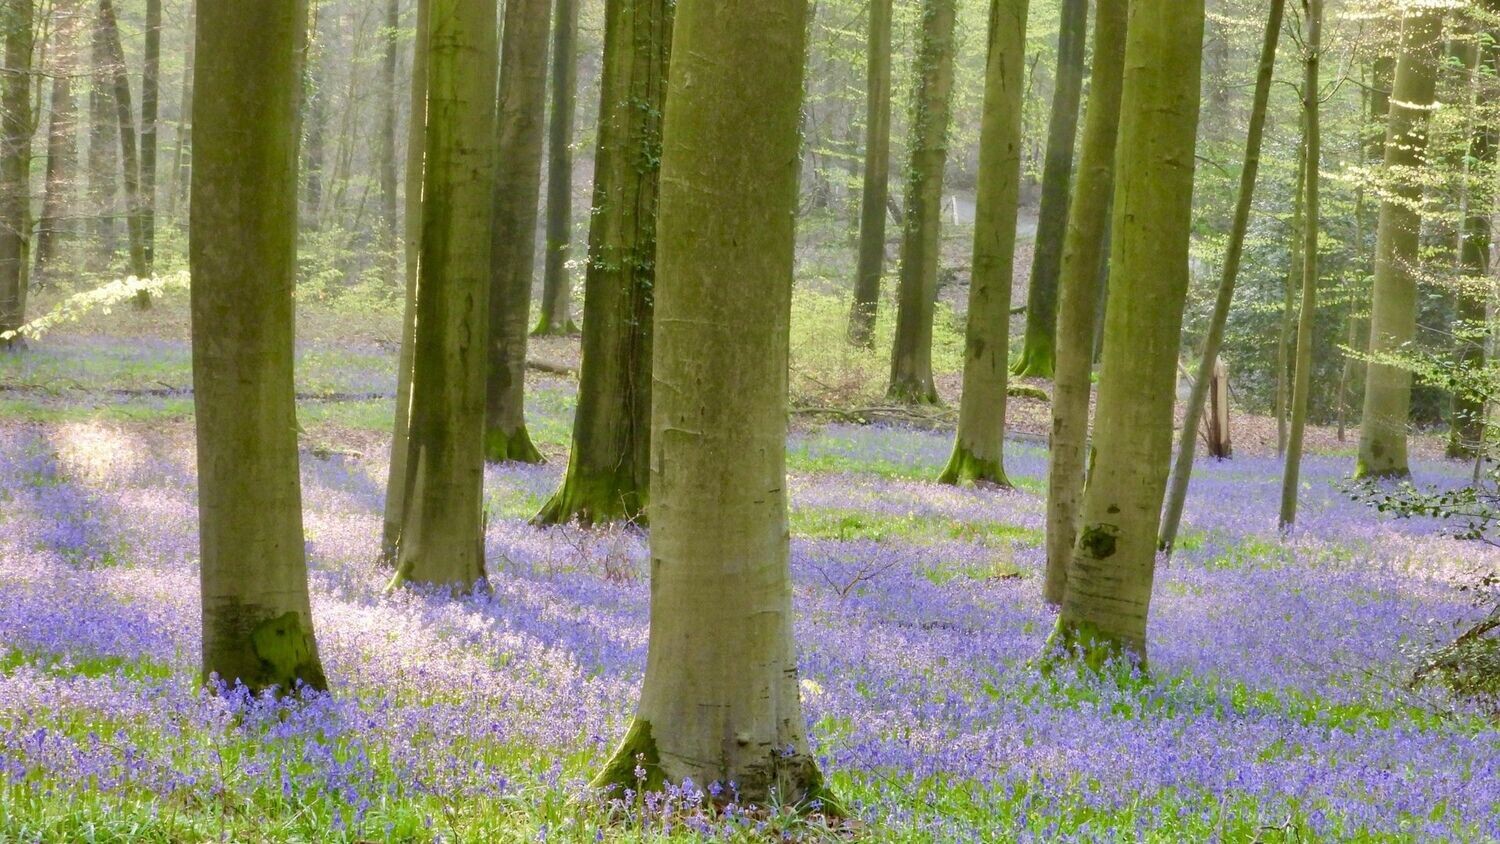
0 334 1496 842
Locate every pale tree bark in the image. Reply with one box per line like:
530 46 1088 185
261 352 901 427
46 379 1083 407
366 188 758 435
1012 0 1086 379
97 0 149 307
938 0 1030 488
379 0 400 249
1051 0 1204 667
533 0 670 527
1446 34 1494 459
379 0 427 566
1041 0 1128 604
484 0 549 464
36 0 83 278
1276 140 1305 457
0 0 35 340
534 0 579 336
592 0 830 806
141 0 158 271
1337 60 1385 443
389 0 498 592
1356 9 1443 480
887 0 956 405
193 0 327 694
1158 0 1284 555
1279 0 1322 531
88 1 117 260
846 0 893 348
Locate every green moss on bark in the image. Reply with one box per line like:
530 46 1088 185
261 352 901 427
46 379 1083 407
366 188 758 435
250 612 328 691
484 425 544 465
533 468 646 527
590 718 664 795
937 443 1011 488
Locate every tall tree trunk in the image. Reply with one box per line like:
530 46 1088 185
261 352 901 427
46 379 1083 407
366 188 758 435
1011 0 1086 379
591 0 829 805
379 0 400 251
140 0 159 272
533 0 670 527
1356 9 1442 480
1050 0 1204 667
1447 34 1495 459
484 0 549 463
97 0 149 306
1158 0 1284 555
1336 59 1390 442
1276 140 1305 457
845 0 893 348
389 0 498 592
88 1 117 262
886 0 956 405
35 0 81 278
1279 0 1322 531
301 0 326 231
0 0 33 344
1041 0 1128 604
379 0 428 566
938 0 1029 488
193 0 328 694
167 0 193 222
534 0 578 335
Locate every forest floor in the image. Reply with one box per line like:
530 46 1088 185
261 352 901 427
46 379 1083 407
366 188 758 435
0 306 1496 841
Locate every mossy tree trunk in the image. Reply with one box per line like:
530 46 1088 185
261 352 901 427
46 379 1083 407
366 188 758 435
533 0 670 527
1050 0 1204 667
1278 0 1321 532
593 0 829 805
193 0 327 694
887 0 956 405
0 0 34 345
379 0 427 566
939 0 1030 488
846 0 893 348
1041 0 1128 604
1356 9 1442 480
1447 35 1495 459
535 0 579 336
1158 0 1283 555
389 0 497 593
1011 0 1086 379
484 0 550 464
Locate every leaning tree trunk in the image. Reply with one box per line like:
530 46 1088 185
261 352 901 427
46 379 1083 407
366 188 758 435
1011 0 1087 379
141 0 159 272
1050 0 1204 668
533 0 671 527
938 0 1029 488
1279 0 1321 531
484 0 550 464
36 0 81 279
1157 0 1283 555
886 0 956 405
534 0 579 336
98 0 150 307
1 0 35 342
591 0 830 805
1041 0 1128 604
845 0 893 348
1447 36 1495 459
389 0 498 593
379 0 428 566
1356 9 1442 480
193 0 328 694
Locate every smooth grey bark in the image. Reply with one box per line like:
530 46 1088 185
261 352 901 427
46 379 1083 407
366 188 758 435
535 0 579 336
0 0 34 342
846 0 893 347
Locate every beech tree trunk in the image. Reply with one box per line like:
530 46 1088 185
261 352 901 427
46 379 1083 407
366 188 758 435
193 0 328 694
389 0 498 592
1157 0 1283 555
0 0 33 343
846 0 893 348
88 2 117 261
1012 0 1087 379
1041 0 1128 605
534 0 579 336
1051 0 1204 667
36 0 81 278
301 1 327 231
533 0 670 527
939 0 1030 488
379 0 400 248
1356 9 1442 480
1276 141 1305 457
592 0 830 805
167 0 193 221
97 0 149 306
141 0 159 272
886 0 956 405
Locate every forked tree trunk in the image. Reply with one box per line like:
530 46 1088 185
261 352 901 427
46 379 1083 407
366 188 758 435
0 0 33 344
1157 0 1283 555
1356 9 1442 480
592 0 829 805
534 0 579 335
1011 0 1086 379
845 0 893 348
1050 0 1204 668
1041 0 1127 604
193 0 327 694
484 0 550 464
938 0 1030 488
1279 0 1321 531
533 0 671 527
389 0 498 592
886 0 956 405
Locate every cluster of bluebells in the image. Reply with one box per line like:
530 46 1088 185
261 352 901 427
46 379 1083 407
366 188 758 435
0 350 1496 840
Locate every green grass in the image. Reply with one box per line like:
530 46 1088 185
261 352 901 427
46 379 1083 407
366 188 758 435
789 506 1043 548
